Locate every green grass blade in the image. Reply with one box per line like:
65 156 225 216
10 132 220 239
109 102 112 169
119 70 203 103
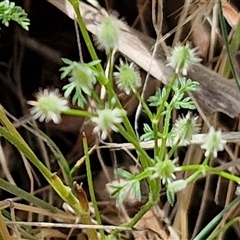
0 178 58 212
218 0 240 91
207 217 239 240
193 195 240 240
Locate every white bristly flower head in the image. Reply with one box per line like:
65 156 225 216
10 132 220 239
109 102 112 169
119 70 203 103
171 112 200 146
166 42 201 75
27 89 69 124
148 157 178 185
114 59 141 95
91 108 126 139
201 126 226 158
95 14 121 54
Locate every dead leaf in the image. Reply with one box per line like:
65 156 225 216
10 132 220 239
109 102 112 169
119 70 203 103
135 209 170 240
47 0 240 117
222 1 240 27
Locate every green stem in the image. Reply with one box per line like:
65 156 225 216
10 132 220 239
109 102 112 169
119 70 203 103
117 124 154 170
135 91 153 119
72 2 136 139
155 73 178 120
63 108 95 118
179 165 240 183
185 169 202 184
83 134 105 240
151 74 178 160
117 125 152 169
36 129 72 187
112 200 154 237
168 139 181 159
124 200 154 226
0 110 94 232
152 116 160 157
105 50 116 105
117 124 160 220
206 167 240 183
91 90 104 108
68 0 108 85
158 106 171 161
202 155 211 165
121 114 139 142
0 126 52 182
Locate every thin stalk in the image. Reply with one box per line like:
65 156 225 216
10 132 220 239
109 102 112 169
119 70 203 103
180 165 240 183
63 108 95 118
155 73 178 120
152 74 178 159
36 129 72 187
123 200 153 227
117 125 152 169
0 126 52 182
91 90 104 108
205 166 240 183
135 91 153 119
106 87 140 139
117 125 159 213
105 50 116 105
83 134 105 240
158 107 171 161
121 114 139 143
168 139 181 158
152 116 160 157
70 145 95 175
202 155 211 165
112 200 154 237
68 0 108 85
185 169 202 184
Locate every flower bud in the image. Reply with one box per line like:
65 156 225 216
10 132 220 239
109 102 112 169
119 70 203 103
166 42 201 75
114 59 141 95
95 15 121 54
168 179 187 192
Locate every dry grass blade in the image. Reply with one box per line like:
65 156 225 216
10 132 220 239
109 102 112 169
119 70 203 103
0 211 12 240
103 131 240 150
6 221 132 231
